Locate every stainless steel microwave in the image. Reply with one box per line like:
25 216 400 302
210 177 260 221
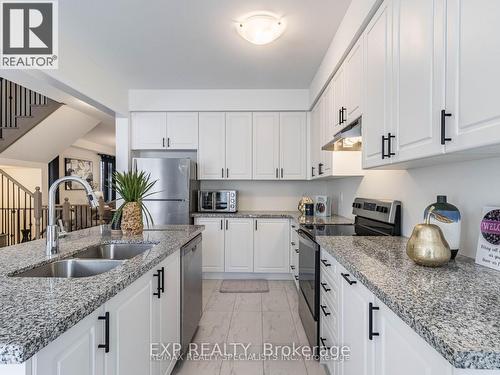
198 190 237 212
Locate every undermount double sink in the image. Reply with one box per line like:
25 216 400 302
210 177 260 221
12 243 154 278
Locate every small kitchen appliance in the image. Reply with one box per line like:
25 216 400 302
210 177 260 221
314 196 331 217
297 198 401 354
198 190 237 213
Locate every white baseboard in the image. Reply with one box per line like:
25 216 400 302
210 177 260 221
203 272 293 280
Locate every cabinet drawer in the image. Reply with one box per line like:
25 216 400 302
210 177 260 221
320 289 339 338
320 315 339 372
320 249 337 277
320 268 339 308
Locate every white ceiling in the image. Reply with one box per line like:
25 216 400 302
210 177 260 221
61 0 351 89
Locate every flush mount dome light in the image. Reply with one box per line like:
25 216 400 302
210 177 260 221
236 13 285 45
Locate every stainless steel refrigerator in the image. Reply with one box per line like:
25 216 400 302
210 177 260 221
132 158 199 225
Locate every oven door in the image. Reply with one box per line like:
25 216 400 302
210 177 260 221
298 229 319 319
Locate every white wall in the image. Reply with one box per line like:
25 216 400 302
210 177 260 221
0 166 42 193
200 180 330 211
58 146 101 205
129 89 309 111
327 157 500 258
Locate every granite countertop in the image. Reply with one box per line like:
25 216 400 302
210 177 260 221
0 224 203 364
192 210 353 225
316 235 500 370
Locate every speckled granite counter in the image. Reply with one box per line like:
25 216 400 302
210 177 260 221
316 235 500 370
192 211 353 225
0 225 203 364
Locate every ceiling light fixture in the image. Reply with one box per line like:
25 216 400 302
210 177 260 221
236 13 285 45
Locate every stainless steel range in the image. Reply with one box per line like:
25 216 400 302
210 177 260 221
297 198 402 353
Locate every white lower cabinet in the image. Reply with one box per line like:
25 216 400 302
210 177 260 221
224 218 254 272
30 252 181 375
32 306 105 375
320 249 453 375
195 218 225 272
254 219 290 273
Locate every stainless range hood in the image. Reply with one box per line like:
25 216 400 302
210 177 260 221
322 117 362 151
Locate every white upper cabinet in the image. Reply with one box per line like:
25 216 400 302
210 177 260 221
280 112 307 180
392 0 446 163
324 81 336 142
166 112 199 150
319 95 332 175
362 0 393 169
225 218 254 273
253 112 280 180
131 112 167 150
310 101 322 179
198 112 226 180
445 0 500 152
254 219 290 273
225 112 253 180
345 37 364 124
332 65 346 137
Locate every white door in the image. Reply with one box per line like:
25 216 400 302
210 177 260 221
224 218 254 272
166 112 199 150
445 0 500 152
158 251 181 375
32 307 105 375
105 270 155 375
254 219 290 273
195 218 225 272
362 0 393 168
392 0 446 162
318 95 332 175
198 112 226 180
280 112 307 180
253 112 280 180
339 265 375 375
374 299 452 375
225 112 253 180
332 66 346 136
345 37 364 123
131 112 167 150
310 102 322 179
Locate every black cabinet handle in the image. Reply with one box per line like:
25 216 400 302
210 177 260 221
320 259 331 267
341 273 357 285
311 166 315 177
321 282 331 292
369 302 380 340
159 267 165 294
341 107 347 123
226 220 228 230
338 109 342 125
294 275 299 280
290 265 295 270
98 312 110 353
291 242 296 246
167 137 170 148
295 248 299 254
255 220 258 231
162 137 165 148
153 269 162 298
222 168 224 178
226 168 229 178
291 225 296 229
320 336 329 349
276 168 279 179
387 132 395 157
318 163 323 175
320 304 331 316
441 109 452 145
220 219 223 230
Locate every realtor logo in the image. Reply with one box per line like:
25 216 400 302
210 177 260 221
0 0 58 69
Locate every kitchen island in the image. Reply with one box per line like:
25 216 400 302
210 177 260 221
317 235 500 372
0 224 203 370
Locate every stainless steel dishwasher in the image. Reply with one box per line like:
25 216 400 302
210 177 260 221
181 234 202 353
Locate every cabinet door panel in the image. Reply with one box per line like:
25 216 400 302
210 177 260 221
280 112 307 180
198 113 226 180
226 113 253 180
332 67 346 137
345 38 363 123
254 219 289 273
445 0 500 151
166 112 198 150
131 112 167 150
253 112 280 180
393 0 445 162
318 95 332 174
362 1 393 168
195 218 225 273
32 307 104 375
225 218 254 272
310 103 322 179
374 299 452 375
105 271 154 375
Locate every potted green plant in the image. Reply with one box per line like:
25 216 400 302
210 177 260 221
112 170 157 235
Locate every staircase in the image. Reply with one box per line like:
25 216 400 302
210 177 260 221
0 77 62 153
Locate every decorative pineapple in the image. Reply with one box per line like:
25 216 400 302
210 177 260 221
112 170 157 235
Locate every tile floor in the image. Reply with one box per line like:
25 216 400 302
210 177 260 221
174 279 326 375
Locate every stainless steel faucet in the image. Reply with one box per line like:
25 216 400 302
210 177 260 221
46 176 99 256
